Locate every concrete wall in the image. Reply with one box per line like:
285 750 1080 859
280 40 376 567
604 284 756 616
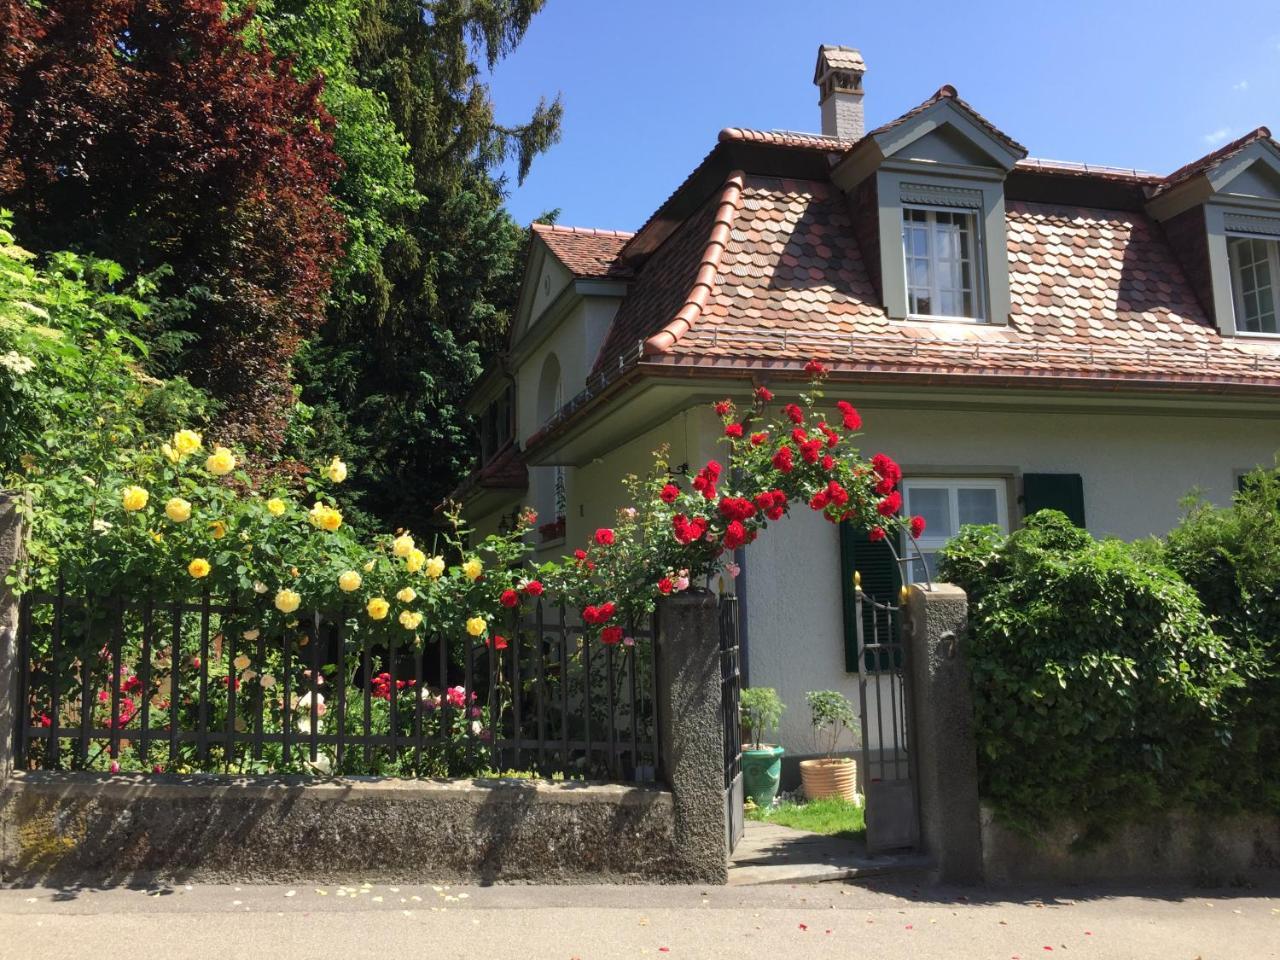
0 773 686 886
981 807 1280 885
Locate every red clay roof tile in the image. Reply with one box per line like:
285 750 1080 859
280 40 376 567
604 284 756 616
532 222 633 278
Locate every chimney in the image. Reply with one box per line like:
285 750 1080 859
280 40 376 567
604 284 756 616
813 44 866 140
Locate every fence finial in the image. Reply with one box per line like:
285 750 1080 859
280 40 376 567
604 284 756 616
899 584 910 604
854 570 861 589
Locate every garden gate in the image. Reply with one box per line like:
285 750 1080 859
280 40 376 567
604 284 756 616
719 592 744 854
854 580 919 852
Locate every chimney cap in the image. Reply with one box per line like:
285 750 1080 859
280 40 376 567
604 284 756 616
814 44 866 84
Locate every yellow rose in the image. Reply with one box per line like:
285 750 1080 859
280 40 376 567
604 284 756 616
366 597 390 621
210 519 228 540
233 654 251 671
461 558 483 582
121 485 149 512
425 555 445 579
164 497 192 523
188 558 211 579
308 502 343 532
338 570 363 592
396 587 416 603
392 533 415 558
405 548 425 573
161 443 180 465
363 559 376 573
172 429 203 456
326 457 348 483
266 498 286 517
465 616 487 637
274 589 301 614
205 446 237 476
320 507 342 532
398 610 423 631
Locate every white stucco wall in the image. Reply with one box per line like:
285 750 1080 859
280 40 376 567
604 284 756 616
746 405 1280 752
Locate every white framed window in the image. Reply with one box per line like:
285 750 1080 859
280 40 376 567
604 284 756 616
901 478 1008 582
901 206 984 321
1227 235 1279 335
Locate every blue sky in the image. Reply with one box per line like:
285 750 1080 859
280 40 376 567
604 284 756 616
487 0 1280 232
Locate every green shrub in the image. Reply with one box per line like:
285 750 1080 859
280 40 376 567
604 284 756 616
939 513 1242 837
741 687 785 748
805 690 858 759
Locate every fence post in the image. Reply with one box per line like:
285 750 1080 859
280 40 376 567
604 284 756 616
655 592 728 883
0 492 25 783
903 582 983 884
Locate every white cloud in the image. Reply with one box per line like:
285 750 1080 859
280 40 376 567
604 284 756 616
1233 80 1250 92
1202 127 1232 145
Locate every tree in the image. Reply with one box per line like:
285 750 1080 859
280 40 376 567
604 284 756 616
273 0 562 529
0 0 346 448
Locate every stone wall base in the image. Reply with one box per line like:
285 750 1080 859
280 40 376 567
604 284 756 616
981 806 1280 886
1 772 687 886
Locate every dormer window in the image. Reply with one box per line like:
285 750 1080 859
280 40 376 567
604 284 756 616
902 206 984 321
1227 236 1278 334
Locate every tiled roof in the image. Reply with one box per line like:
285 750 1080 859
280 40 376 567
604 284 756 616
815 44 865 76
858 85 1029 159
532 223 633 278
719 127 855 151
635 176 1280 390
1150 126 1275 198
448 441 528 502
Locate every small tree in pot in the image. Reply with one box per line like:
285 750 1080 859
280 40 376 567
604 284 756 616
740 687 786 808
800 690 859 802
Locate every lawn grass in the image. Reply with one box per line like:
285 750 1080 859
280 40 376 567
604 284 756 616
745 795 866 841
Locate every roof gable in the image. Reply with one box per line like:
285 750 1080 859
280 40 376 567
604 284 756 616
863 86 1027 172
1206 138 1280 202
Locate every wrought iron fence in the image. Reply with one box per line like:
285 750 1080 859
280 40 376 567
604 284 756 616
14 581 659 783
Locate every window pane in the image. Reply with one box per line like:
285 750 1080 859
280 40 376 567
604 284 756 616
908 487 952 539
958 487 1000 526
911 553 938 583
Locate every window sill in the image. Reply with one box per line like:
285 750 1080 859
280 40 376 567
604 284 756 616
536 536 566 553
903 313 991 326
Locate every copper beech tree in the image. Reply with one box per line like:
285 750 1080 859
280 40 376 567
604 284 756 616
0 0 345 448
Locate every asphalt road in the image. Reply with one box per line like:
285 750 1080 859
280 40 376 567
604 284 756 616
0 877 1276 959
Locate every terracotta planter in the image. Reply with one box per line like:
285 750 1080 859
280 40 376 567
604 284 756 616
799 757 857 802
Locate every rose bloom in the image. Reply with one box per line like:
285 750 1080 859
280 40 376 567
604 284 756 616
121 485 149 512
500 589 519 608
338 570 363 592
210 519 228 540
600 626 624 645
266 497 286 516
462 558 483 581
392 533 415 558
326 457 348 483
488 634 509 651
274 589 301 614
397 587 417 603
165 497 192 523
188 558 211 579
205 446 237 476
399 609 423 630
425 555 446 579
172 429 202 456
366 597 390 620
595 528 615 547
465 616 487 637
406 548 426 573
522 579 544 597
660 483 680 504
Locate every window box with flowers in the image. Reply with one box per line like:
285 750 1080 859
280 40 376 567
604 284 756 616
538 516 566 544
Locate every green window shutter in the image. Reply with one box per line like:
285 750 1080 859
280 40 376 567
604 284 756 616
839 522 902 673
1021 473 1086 528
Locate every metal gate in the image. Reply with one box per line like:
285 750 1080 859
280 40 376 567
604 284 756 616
719 593 744 854
854 579 919 852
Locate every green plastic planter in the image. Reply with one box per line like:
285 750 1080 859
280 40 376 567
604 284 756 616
742 745 785 808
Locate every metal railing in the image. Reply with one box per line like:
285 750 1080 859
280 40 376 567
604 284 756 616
14 582 659 782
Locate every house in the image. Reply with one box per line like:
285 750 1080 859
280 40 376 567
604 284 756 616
456 44 1280 756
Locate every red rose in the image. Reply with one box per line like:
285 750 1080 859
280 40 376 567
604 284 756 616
582 604 600 624
804 359 828 377
877 491 903 517
660 483 680 504
790 427 808 445
595 527 615 547
821 455 835 471
799 439 823 463
724 520 748 549
809 491 829 510
724 422 744 439
691 461 722 500
910 515 927 538
827 480 849 506
672 514 709 544
658 577 674 595
872 453 902 486
783 403 804 424
869 526 887 542
524 579 544 597
573 549 588 562
718 496 757 523
488 634 509 651
750 432 768 446
599 601 616 620
500 589 519 608
714 399 732 416
600 626 624 645
875 476 897 495
754 385 773 403
771 446 794 473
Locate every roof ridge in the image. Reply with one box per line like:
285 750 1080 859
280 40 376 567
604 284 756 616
531 222 635 238
642 171 746 357
1154 126 1275 196
719 127 856 149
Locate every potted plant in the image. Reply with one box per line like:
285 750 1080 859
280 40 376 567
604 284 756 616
740 686 786 808
799 690 859 802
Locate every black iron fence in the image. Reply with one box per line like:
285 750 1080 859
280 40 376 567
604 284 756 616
14 581 659 783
